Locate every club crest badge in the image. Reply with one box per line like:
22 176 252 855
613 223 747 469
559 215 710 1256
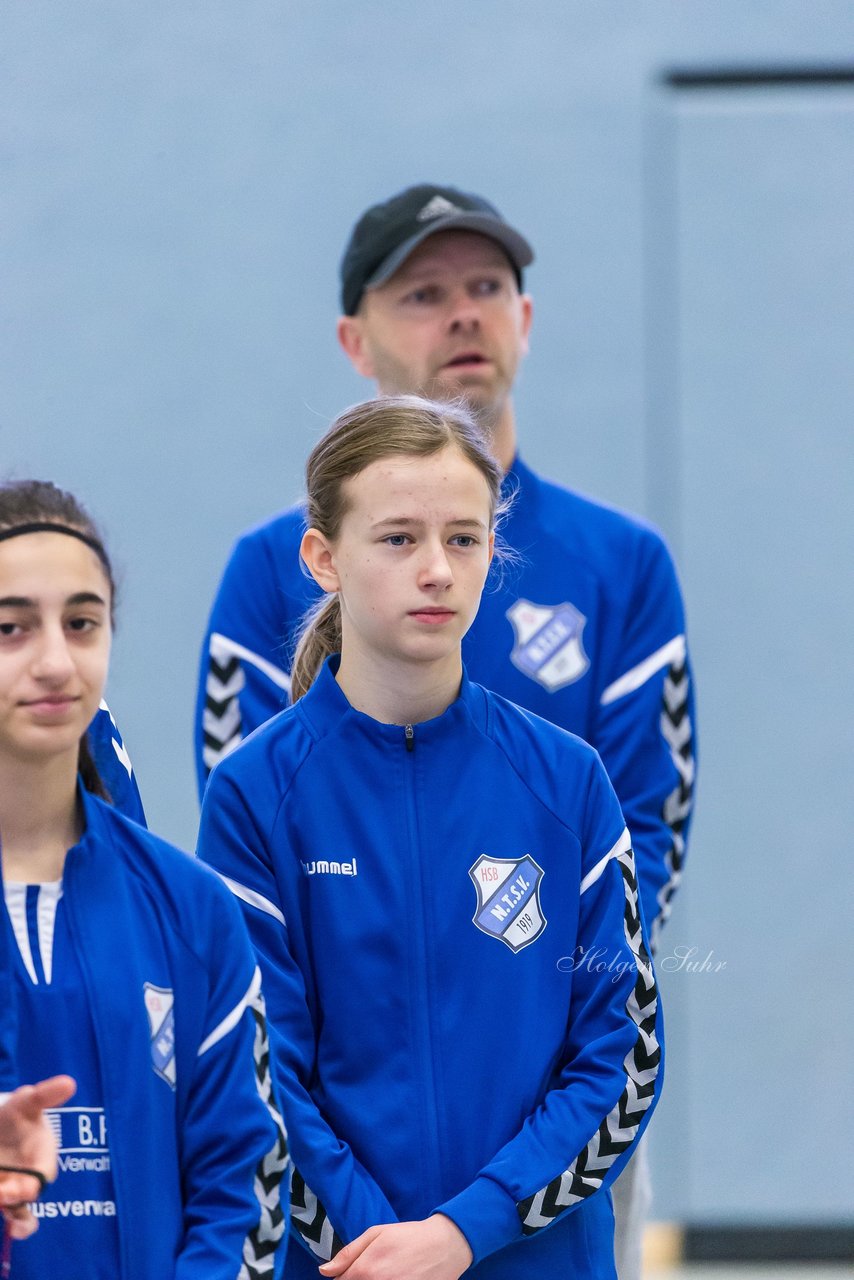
469 855 547 953
506 599 589 691
143 983 176 1089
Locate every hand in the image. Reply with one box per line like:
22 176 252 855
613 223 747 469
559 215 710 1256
318 1213 473 1279
0 1076 76 1239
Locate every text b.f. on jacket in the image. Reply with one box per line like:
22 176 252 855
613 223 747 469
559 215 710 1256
3 789 288 1278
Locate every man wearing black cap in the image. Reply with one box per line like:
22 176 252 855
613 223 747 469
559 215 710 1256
335 185 533 474
194 183 695 1279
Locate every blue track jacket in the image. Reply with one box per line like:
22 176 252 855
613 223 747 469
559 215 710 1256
195 455 695 949
198 660 663 1278
1 709 143 1095
2 788 287 1278
89 701 146 825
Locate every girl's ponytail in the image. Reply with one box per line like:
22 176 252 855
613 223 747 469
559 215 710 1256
290 594 343 703
78 733 113 803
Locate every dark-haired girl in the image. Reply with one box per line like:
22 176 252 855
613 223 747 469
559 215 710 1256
0 481 287 1278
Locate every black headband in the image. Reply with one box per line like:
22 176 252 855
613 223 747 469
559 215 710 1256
0 522 111 573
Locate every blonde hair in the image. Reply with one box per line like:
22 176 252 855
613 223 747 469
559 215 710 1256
291 395 505 701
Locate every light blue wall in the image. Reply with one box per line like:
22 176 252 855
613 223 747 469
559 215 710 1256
2 0 852 1225
647 80 854 1221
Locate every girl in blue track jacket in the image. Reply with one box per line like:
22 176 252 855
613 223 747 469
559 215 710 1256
0 480 287 1279
198 397 663 1280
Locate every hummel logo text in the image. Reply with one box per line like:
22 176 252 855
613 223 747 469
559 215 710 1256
301 859 358 877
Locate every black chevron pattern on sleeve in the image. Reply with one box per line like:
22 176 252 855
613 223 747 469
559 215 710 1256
239 993 289 1278
290 1167 344 1262
650 657 695 951
517 845 660 1234
203 642 245 774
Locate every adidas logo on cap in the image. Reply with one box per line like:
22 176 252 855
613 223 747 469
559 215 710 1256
416 194 464 222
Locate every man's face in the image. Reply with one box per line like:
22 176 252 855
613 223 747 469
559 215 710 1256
338 231 533 429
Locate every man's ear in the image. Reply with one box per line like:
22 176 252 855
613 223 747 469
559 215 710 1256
300 527 340 593
337 314 376 379
519 293 533 356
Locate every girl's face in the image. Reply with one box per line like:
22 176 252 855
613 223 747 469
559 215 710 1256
308 444 495 678
0 532 112 767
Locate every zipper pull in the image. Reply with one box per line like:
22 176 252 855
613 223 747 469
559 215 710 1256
404 724 415 752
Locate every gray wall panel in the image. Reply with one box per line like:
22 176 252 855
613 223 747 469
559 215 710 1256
647 80 854 1219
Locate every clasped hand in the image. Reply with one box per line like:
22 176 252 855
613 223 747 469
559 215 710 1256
318 1213 473 1280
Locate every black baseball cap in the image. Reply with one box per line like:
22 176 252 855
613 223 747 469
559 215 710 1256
340 183 535 315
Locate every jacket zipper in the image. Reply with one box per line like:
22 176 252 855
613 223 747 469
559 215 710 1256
400 720 444 1200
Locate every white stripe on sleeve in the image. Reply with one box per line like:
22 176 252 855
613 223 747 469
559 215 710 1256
198 965 263 1057
580 828 632 895
210 632 292 694
218 873 286 926
600 635 686 706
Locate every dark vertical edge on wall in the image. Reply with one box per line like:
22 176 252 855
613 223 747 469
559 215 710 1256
639 77 696 1226
641 80 683 554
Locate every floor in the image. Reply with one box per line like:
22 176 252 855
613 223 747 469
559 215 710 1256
646 1267 853 1279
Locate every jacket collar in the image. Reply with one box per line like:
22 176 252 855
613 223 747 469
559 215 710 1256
295 655 487 746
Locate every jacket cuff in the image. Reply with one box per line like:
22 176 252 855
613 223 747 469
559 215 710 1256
435 1175 523 1264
